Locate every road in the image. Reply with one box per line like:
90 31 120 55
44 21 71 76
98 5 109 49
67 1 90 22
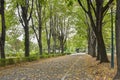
0 53 92 80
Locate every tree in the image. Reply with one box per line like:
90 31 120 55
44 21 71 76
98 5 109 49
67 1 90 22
88 26 96 57
17 0 34 57
58 17 68 53
35 0 43 55
52 14 57 53
31 0 44 55
0 0 6 59
45 3 52 54
114 0 120 79
84 13 96 57
78 0 113 63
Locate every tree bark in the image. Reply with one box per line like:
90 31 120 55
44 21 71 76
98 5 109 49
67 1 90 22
0 0 6 59
21 5 30 57
36 0 42 55
114 0 120 79
24 25 29 57
88 27 96 57
91 34 96 57
96 30 109 63
38 12 42 55
95 0 109 63
85 13 96 57
52 15 57 53
58 17 67 54
45 21 51 54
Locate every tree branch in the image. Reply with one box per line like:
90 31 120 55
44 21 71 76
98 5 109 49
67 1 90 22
27 0 34 21
17 3 25 28
89 0 97 17
78 0 88 13
31 17 39 43
87 0 96 34
102 0 114 13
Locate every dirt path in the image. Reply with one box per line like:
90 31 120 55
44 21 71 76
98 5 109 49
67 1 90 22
0 54 92 80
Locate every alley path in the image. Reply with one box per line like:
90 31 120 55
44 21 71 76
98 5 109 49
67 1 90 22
0 53 92 80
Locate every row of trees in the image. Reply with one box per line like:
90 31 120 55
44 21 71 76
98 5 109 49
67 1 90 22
78 0 114 63
0 0 75 59
0 0 120 79
76 0 120 79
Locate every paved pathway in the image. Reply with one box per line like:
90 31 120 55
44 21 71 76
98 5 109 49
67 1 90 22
0 53 92 80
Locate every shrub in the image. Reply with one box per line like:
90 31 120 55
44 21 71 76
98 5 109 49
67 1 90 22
0 52 68 66
21 56 39 62
66 52 72 55
28 56 39 62
40 54 48 58
14 58 21 63
6 58 15 65
16 52 24 58
30 50 39 56
0 59 6 66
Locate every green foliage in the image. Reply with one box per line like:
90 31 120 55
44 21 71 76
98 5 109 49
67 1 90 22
6 58 15 65
6 50 24 58
0 0 115 64
5 9 18 29
14 58 21 63
22 56 39 62
0 52 70 66
65 0 77 7
40 53 49 58
0 58 16 66
67 52 72 55
0 59 6 66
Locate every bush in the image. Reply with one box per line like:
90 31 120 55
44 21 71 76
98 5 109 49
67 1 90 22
28 56 39 62
0 59 6 66
21 56 39 62
66 52 72 55
0 52 68 66
30 50 39 56
14 58 21 63
6 58 15 65
6 53 17 57
16 52 24 58
40 54 48 58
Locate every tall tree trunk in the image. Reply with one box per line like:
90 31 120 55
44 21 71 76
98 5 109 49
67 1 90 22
37 0 42 55
45 4 52 54
38 17 42 55
85 13 96 57
0 0 6 59
24 25 29 57
17 0 33 57
88 27 96 57
47 40 51 54
95 0 109 63
114 0 120 79
96 43 100 60
92 34 96 57
45 22 51 54
53 38 56 53
52 14 58 53
21 6 30 57
96 30 109 63
88 27 91 55
60 40 64 53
